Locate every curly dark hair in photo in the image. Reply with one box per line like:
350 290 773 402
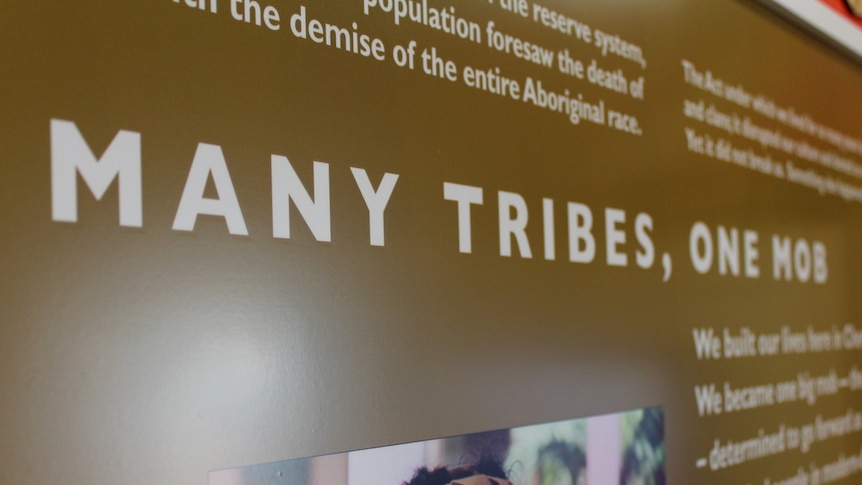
401 455 509 485
620 408 665 485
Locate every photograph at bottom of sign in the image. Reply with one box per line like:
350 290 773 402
209 407 665 485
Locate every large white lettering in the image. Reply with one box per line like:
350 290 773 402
271 157 331 241
173 143 248 235
50 119 142 227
